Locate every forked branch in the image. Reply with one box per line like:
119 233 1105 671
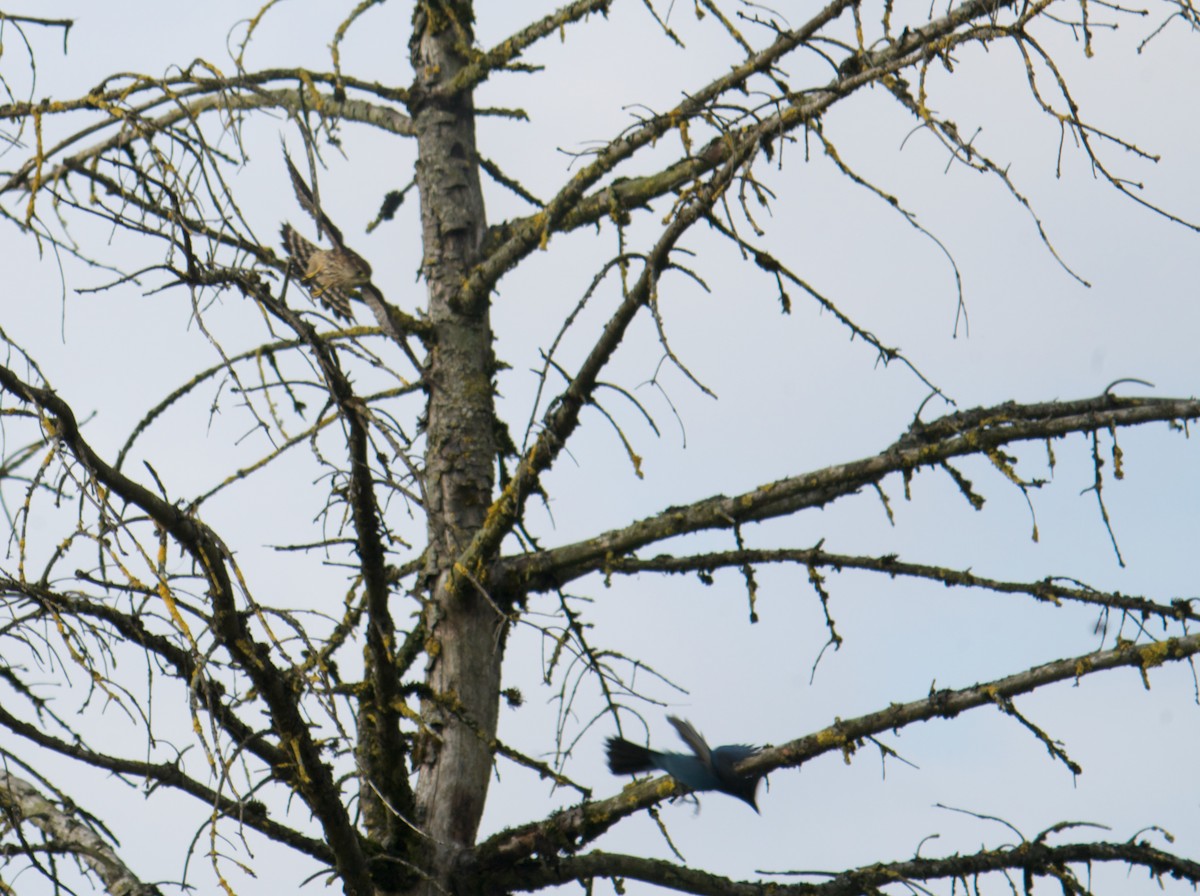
475 630 1200 866
499 394 1200 591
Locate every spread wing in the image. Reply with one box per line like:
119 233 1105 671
279 223 356 320
667 716 712 769
284 149 345 249
280 223 317 272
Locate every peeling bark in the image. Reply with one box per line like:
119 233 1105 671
0 771 162 896
408 2 503 888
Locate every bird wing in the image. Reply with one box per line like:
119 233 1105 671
711 744 759 765
667 716 712 769
284 149 345 249
280 223 316 270
279 223 356 320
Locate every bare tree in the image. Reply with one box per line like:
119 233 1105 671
0 3 1198 896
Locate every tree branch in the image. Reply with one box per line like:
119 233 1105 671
0 702 331 862
0 363 371 895
3 576 290 771
457 114 763 598
498 394 1200 591
558 546 1200 628
0 771 163 896
0 72 412 194
474 630 1200 865
465 0 1029 304
464 0 856 303
483 838 1200 895
438 0 613 97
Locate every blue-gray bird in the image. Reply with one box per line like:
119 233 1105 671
605 715 764 812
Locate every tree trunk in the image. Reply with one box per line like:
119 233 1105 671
408 2 501 890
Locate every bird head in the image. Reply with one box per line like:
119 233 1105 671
712 743 763 813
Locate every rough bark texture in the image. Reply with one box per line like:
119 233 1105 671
408 1 502 887
0 772 162 896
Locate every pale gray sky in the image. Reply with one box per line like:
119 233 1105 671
2 3 1198 894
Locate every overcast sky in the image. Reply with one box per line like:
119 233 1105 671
3 3 1199 895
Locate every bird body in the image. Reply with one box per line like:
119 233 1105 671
606 716 763 811
279 223 371 319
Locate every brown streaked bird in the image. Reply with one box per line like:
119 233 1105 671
279 151 372 320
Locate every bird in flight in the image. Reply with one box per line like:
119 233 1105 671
606 715 765 812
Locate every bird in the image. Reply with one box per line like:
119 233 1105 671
605 715 764 812
279 150 373 320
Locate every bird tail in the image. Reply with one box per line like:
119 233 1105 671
605 737 657 775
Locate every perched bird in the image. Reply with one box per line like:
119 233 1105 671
606 715 764 812
279 150 373 320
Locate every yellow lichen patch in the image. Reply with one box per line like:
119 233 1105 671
984 447 1023 486
192 715 214 754
677 117 691 156
815 727 847 749
24 109 44 226
1138 639 1174 671
235 638 266 671
39 411 61 438
482 490 514 530
283 737 312 786
158 578 196 644
296 69 322 110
